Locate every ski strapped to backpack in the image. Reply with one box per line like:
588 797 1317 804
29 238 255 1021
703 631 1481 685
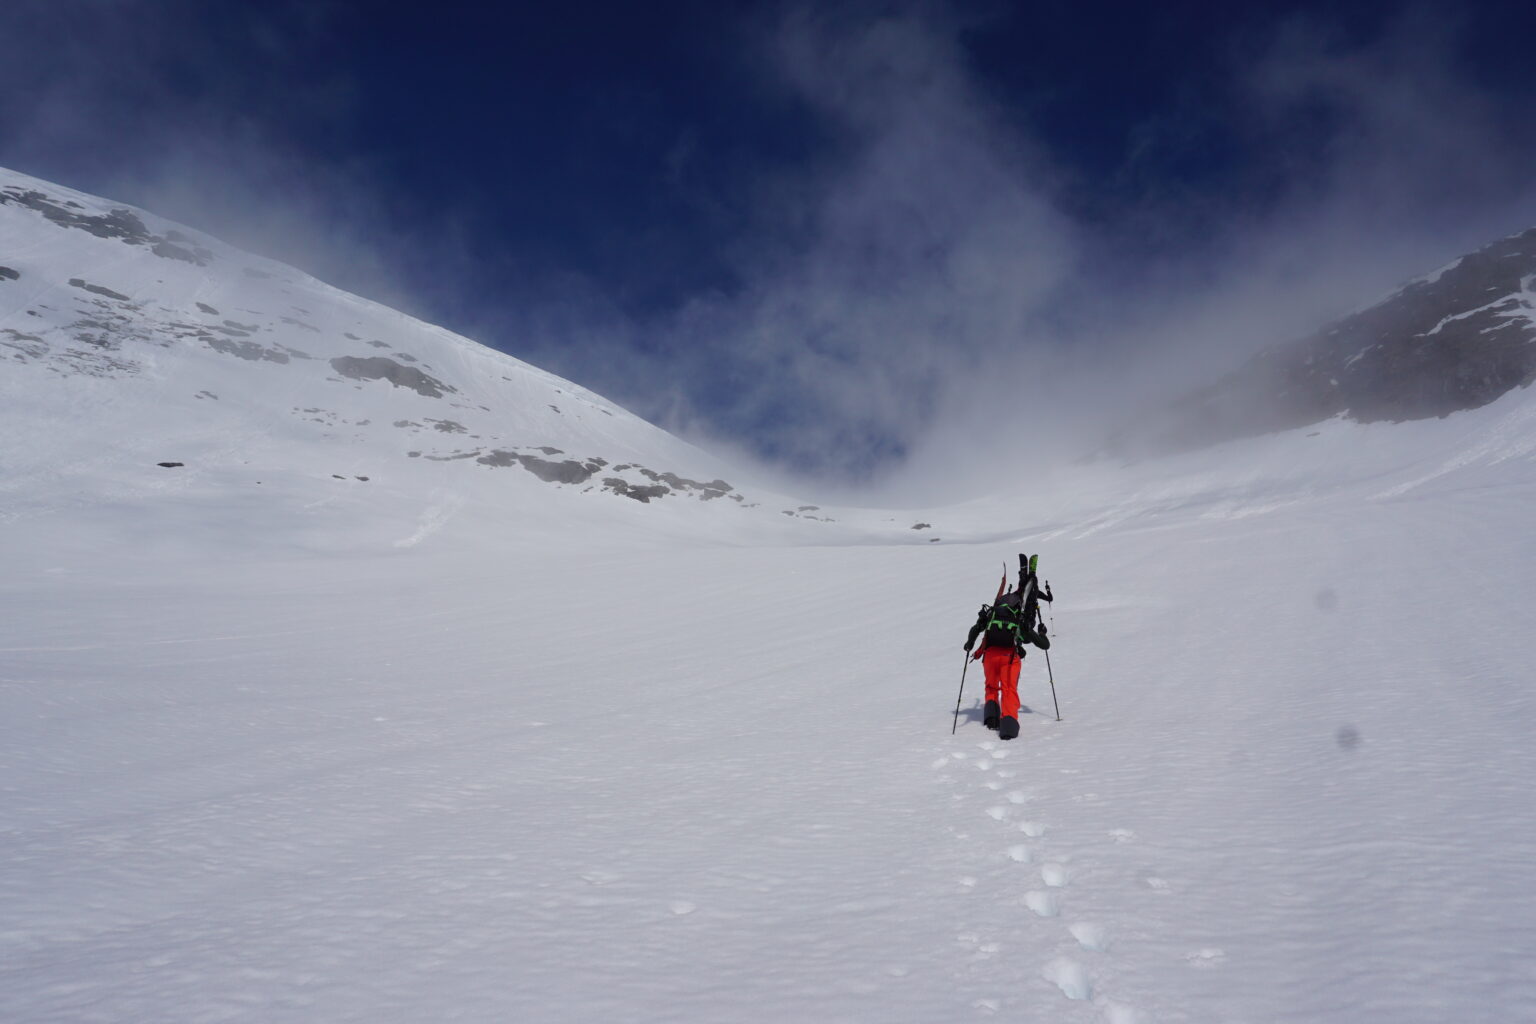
1022 553 1042 632
982 555 1037 651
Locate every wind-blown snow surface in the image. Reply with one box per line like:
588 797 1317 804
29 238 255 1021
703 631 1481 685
4 170 1536 1022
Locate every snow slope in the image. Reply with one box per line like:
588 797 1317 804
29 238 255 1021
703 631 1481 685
4 170 1536 1023
0 166 885 548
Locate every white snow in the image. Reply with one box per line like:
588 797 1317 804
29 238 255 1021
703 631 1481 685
4 169 1536 1023
1418 294 1525 338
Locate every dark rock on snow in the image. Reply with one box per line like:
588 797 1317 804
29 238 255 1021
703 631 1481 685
329 356 455 398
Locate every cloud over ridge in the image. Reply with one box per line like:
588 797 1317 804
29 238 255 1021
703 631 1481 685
3 1 1535 499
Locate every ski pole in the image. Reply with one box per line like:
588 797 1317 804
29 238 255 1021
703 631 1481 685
951 651 972 734
1039 577 1061 721
1044 647 1061 721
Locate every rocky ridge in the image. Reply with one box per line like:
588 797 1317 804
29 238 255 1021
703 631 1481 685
1106 227 1536 457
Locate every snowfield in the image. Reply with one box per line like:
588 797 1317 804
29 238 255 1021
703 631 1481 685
6 394 1535 1024
3 167 1536 1022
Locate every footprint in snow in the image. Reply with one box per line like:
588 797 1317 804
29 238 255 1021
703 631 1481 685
1108 828 1136 843
1040 863 1070 887
1018 821 1046 838
985 806 1009 821
1006 844 1031 863
669 901 697 916
1042 957 1093 1000
1006 790 1029 804
1024 891 1060 917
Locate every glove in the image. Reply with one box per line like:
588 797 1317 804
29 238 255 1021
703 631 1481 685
963 641 972 653
1034 633 1051 651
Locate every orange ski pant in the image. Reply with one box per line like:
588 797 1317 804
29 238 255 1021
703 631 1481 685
982 646 1023 721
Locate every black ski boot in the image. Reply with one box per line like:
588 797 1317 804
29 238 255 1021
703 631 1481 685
998 716 1019 740
983 700 1000 730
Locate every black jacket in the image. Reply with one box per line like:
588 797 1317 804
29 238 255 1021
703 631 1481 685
965 588 1051 655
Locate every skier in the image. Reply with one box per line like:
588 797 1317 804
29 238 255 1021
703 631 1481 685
963 564 1051 740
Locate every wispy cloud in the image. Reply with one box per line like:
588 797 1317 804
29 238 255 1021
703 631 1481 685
643 4 1079 486
818 3 1536 498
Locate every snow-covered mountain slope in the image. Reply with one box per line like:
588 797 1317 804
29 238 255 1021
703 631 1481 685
2 166 911 549
1106 226 1536 458
4 169 1536 1023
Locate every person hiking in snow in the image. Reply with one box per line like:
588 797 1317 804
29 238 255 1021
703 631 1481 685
963 564 1051 741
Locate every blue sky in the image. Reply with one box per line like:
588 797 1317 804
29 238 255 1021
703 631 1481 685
4 1 1536 492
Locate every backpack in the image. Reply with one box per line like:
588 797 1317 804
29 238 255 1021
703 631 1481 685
984 591 1027 649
